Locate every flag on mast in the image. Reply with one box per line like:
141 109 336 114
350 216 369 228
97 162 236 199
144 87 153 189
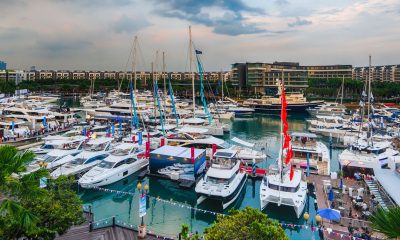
280 82 292 165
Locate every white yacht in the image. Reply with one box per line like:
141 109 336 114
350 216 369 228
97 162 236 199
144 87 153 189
167 127 266 163
306 102 346 117
78 143 147 188
290 132 331 175
25 136 87 174
339 138 400 173
195 149 247 209
260 168 307 218
50 137 113 178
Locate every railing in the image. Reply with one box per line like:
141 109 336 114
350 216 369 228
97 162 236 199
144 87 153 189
82 204 175 239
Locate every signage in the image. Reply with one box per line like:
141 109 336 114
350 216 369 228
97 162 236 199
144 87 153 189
139 193 146 217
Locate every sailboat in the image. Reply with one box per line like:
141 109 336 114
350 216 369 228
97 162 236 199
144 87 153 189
259 79 307 218
339 56 400 174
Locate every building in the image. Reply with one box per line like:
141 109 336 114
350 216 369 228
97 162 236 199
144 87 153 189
352 65 400 82
0 70 27 84
231 62 352 94
0 61 6 70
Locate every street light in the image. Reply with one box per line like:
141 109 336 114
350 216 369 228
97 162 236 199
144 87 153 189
137 182 149 239
315 214 322 225
303 212 309 223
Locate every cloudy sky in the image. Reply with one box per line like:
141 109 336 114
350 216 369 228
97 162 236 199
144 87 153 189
1 0 399 71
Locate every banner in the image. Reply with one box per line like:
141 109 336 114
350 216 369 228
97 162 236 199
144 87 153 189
139 193 146 217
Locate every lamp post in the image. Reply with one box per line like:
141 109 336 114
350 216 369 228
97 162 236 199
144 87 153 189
303 212 309 223
137 182 149 239
315 214 322 226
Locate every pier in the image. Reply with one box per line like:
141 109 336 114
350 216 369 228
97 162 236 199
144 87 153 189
306 174 385 240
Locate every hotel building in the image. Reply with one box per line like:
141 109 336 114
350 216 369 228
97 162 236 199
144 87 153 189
231 62 352 94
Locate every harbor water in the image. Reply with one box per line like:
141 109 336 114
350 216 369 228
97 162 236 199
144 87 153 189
76 111 342 240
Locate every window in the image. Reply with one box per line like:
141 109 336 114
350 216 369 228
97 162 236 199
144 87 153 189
98 161 114 169
125 157 136 164
113 160 126 168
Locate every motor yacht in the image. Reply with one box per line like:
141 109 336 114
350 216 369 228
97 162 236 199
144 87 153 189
78 143 147 188
339 138 400 174
195 149 247 209
24 136 87 174
306 102 347 117
290 132 331 175
167 127 266 163
50 137 113 178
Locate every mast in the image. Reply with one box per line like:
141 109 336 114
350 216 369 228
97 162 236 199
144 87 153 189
221 70 224 100
279 78 283 184
368 55 371 120
341 75 344 104
133 36 138 91
189 26 195 117
163 52 167 97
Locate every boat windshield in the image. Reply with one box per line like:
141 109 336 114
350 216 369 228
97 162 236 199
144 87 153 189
267 182 300 192
70 158 86 165
56 142 81 150
206 176 229 185
97 161 114 169
84 142 107 151
40 144 55 150
111 148 130 156
43 155 58 163
212 157 236 169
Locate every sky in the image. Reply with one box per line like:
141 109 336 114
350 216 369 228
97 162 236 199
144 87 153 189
1 0 400 71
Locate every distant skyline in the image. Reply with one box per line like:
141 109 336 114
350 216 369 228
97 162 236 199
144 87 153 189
1 0 399 71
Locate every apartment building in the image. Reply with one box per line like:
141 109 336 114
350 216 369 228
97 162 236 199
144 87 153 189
231 62 352 94
0 70 27 84
352 65 400 82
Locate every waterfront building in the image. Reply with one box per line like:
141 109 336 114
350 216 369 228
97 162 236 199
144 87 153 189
231 62 352 94
0 70 27 84
352 65 400 82
0 61 6 70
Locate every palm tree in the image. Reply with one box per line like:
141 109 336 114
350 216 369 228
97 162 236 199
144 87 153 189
0 145 37 236
370 207 400 239
0 145 35 188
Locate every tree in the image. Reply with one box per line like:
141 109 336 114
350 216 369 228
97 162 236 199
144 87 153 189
204 207 288 240
0 146 84 240
370 207 400 239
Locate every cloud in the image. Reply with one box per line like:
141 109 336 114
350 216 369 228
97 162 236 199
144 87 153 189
274 0 289 6
55 0 134 7
153 0 266 36
288 17 312 27
111 15 151 34
35 39 92 56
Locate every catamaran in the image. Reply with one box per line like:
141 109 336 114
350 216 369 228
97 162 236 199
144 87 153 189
259 80 307 218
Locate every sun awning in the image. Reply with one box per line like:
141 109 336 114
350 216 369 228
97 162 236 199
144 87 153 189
231 137 254 148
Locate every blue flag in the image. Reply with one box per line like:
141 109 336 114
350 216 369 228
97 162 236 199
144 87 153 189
11 121 14 131
306 152 310 177
111 124 115 136
138 131 142 145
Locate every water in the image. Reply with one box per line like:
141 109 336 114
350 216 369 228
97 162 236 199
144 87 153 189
76 112 342 240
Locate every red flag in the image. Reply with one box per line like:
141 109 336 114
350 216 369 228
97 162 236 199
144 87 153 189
281 82 291 151
289 163 294 181
191 147 195 164
285 144 293 164
160 138 165 147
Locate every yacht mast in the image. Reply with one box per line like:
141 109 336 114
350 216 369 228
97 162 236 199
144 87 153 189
189 26 195 117
133 36 138 91
368 55 373 146
221 70 224 100
341 75 344 105
163 52 167 97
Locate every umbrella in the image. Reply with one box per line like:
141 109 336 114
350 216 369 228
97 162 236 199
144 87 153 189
328 189 334 202
317 208 341 221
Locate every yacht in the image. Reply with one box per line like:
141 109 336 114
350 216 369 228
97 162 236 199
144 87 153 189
167 127 266 163
260 167 307 218
290 132 331 175
78 143 147 188
25 136 87 174
339 138 400 174
306 102 347 117
195 149 247 209
50 137 113 178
